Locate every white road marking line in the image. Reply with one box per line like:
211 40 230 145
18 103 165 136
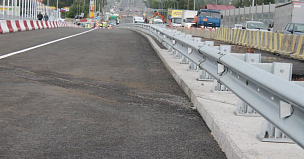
0 28 96 60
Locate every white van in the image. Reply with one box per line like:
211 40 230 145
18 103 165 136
181 10 197 28
133 16 145 23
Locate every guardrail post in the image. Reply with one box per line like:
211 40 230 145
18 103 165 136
181 55 189 64
250 63 294 143
212 45 232 91
174 50 182 59
235 62 292 117
180 35 196 64
257 120 294 143
188 61 199 71
197 41 215 81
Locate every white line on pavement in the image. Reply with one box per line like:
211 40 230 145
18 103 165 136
0 28 96 60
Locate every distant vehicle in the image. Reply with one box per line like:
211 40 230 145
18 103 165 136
133 16 144 23
108 21 116 27
75 15 84 19
85 22 94 28
274 1 304 32
232 24 242 29
181 10 197 28
109 15 119 26
281 23 304 35
100 22 107 27
151 11 166 23
76 22 86 27
197 9 223 28
171 17 182 27
167 9 183 27
58 18 65 22
153 19 163 24
242 21 268 31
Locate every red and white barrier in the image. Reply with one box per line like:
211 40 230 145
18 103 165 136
10 20 18 32
0 20 80 34
0 20 9 33
0 22 3 33
26 20 32 30
41 20 45 29
35 21 40 29
30 20 36 30
51 21 56 28
23 20 29 31
18 20 26 31
54 21 59 28
33 20 39 30
48 21 52 28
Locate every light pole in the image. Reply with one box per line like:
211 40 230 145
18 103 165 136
187 0 189 10
3 0 5 16
56 0 58 20
251 0 254 20
46 0 49 17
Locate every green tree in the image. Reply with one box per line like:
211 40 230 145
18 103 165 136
42 0 74 8
65 0 89 18
234 0 252 8
234 0 275 8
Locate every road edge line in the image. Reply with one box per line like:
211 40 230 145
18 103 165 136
0 28 96 60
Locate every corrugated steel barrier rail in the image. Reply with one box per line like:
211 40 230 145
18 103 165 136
176 27 304 61
129 24 304 149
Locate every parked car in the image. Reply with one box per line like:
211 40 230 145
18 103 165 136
281 23 304 35
242 21 268 31
232 24 242 29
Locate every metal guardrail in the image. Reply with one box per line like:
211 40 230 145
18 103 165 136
130 24 304 148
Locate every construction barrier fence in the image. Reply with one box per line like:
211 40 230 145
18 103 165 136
177 27 304 61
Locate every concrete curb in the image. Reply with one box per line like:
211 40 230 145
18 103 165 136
133 29 304 159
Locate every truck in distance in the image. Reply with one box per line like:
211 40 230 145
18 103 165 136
197 9 223 28
273 1 304 32
181 10 197 28
167 9 183 27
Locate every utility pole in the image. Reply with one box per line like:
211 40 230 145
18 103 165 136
173 0 175 9
56 0 58 20
94 0 96 18
251 0 254 20
47 0 49 16
187 0 189 10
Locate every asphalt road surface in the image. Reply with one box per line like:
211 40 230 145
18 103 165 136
0 28 226 158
